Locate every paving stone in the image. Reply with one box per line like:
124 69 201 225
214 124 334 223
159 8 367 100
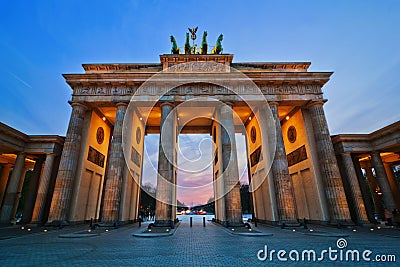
0 217 399 266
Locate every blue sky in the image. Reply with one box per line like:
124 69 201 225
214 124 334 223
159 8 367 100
1 1 400 205
1 1 399 135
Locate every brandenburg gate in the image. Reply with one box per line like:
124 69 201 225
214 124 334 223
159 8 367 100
45 48 355 228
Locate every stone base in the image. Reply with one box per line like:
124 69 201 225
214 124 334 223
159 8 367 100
47 219 139 228
46 220 69 227
213 218 245 228
329 219 355 228
134 222 180 238
279 220 300 227
153 220 176 229
253 218 280 226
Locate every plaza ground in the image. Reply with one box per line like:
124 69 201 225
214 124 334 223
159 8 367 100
0 216 400 266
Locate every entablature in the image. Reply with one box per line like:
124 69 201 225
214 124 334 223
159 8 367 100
332 121 400 154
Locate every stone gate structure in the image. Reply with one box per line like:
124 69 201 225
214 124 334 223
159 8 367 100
1 53 399 227
47 53 352 227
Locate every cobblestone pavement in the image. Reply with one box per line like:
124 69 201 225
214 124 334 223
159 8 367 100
0 216 400 266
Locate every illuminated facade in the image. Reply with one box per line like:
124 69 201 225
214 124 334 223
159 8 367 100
47 54 352 227
0 122 63 224
1 53 399 227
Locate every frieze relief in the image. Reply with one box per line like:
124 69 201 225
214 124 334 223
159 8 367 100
73 83 322 96
259 84 321 94
74 86 136 96
165 62 229 73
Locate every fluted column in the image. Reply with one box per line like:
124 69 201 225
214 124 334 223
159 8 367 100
364 162 384 219
269 102 297 223
0 164 12 207
155 103 176 227
352 158 375 222
48 103 87 223
22 157 45 223
341 153 369 223
308 101 351 222
370 151 396 211
31 154 55 224
384 163 400 207
0 153 26 223
101 103 128 223
14 166 30 219
220 103 243 226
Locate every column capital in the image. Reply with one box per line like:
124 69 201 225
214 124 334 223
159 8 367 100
34 154 46 161
268 101 280 107
159 102 175 108
370 150 381 156
341 151 353 156
69 102 88 110
116 102 129 108
306 100 327 109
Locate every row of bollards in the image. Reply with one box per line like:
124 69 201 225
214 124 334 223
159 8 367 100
189 217 206 227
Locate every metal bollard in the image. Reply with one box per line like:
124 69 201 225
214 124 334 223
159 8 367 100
203 217 206 227
138 218 141 227
190 217 193 227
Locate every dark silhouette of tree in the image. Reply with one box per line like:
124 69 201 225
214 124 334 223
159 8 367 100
139 183 156 210
140 182 187 210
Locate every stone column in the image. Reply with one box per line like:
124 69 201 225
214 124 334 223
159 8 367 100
0 164 12 207
370 151 396 211
21 157 45 223
269 102 297 224
220 103 242 226
31 154 55 224
352 158 375 222
101 103 128 224
341 153 369 224
384 163 400 207
0 153 26 223
308 101 351 223
48 103 87 223
155 103 176 227
364 162 384 219
118 166 130 222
